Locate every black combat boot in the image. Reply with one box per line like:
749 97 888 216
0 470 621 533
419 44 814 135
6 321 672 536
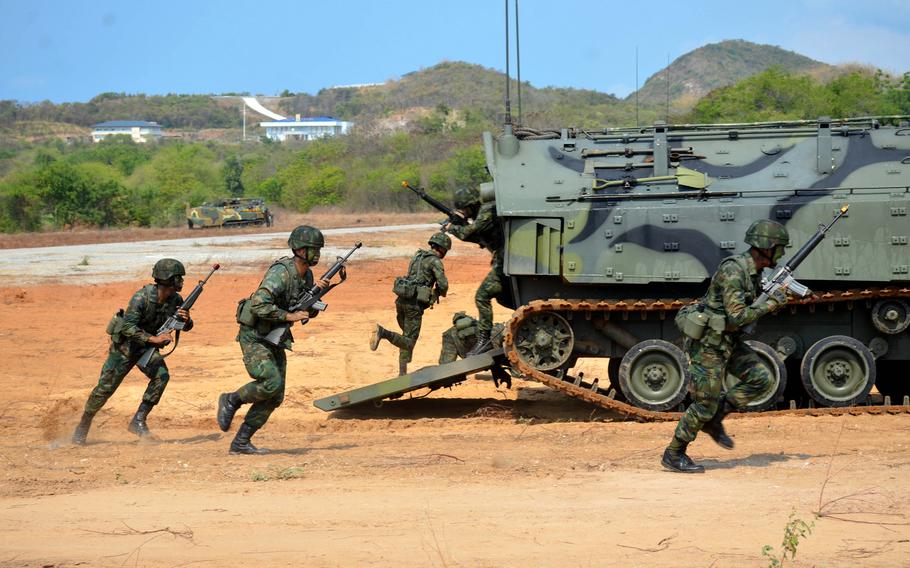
661 438 705 473
370 324 391 351
398 360 408 376
217 392 243 432
72 411 95 445
128 401 154 437
229 423 269 455
466 330 491 356
702 399 736 450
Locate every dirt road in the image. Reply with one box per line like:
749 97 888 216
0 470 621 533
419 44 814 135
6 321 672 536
1 222 908 567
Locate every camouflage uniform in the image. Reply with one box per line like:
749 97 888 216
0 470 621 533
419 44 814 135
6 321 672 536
82 284 192 414
236 257 316 429
672 252 776 444
385 249 448 367
218 225 327 455
439 312 504 364
446 202 504 335
73 257 192 445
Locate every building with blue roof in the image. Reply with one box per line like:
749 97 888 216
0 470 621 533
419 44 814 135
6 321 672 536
91 120 163 143
259 114 352 142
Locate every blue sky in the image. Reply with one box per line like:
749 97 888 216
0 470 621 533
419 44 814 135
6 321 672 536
2 0 908 103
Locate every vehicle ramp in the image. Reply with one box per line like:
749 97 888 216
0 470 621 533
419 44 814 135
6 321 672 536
314 349 505 411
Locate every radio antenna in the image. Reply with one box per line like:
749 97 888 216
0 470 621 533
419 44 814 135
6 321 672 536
635 46 640 128
503 0 512 126
515 0 522 126
665 53 671 123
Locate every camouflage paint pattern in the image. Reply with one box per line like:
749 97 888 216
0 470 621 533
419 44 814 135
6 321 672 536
385 249 448 365
84 342 170 414
236 325 287 429
187 197 272 229
232 256 314 427
447 204 506 331
84 283 190 413
674 250 776 441
480 117 910 401
439 314 506 364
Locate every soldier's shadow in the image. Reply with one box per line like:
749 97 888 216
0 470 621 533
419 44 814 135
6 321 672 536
698 452 813 470
267 443 357 456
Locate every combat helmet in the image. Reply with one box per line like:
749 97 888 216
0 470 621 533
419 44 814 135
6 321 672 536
288 225 325 250
745 219 790 249
152 258 186 282
453 186 480 209
428 232 452 252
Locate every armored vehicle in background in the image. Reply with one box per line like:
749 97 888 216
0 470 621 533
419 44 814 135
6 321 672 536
317 116 910 419
186 197 273 229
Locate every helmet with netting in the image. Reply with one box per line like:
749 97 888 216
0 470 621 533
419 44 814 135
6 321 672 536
288 225 325 250
152 258 186 281
428 232 452 252
745 219 790 249
453 186 480 209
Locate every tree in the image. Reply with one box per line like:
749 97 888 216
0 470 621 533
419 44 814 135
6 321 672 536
222 155 244 197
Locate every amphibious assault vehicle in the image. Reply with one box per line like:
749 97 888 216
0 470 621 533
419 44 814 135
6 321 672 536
318 116 910 419
186 197 273 229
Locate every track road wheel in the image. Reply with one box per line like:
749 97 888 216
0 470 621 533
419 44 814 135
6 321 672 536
618 339 689 411
723 340 787 411
512 311 574 372
801 335 875 407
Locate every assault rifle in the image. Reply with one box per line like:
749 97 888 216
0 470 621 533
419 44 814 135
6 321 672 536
756 205 850 306
137 264 220 371
263 241 362 347
401 181 467 227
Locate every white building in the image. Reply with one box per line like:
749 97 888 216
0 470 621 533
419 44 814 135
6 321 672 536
91 120 163 143
260 115 352 142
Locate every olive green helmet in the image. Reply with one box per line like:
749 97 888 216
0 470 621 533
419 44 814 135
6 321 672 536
428 232 452 252
288 225 325 250
453 186 480 209
745 219 790 249
152 258 186 281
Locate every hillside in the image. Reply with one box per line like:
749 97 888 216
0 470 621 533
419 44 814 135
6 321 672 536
630 40 828 109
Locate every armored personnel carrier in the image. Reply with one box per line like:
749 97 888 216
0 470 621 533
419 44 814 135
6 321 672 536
318 116 910 420
186 197 273 229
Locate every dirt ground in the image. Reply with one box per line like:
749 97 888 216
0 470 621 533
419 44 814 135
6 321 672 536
0 225 908 567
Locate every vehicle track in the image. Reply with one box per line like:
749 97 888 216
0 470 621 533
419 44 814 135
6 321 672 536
503 287 910 421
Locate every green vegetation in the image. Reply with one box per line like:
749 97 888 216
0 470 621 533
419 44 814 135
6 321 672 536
689 67 910 123
0 93 238 129
761 510 815 567
0 50 907 233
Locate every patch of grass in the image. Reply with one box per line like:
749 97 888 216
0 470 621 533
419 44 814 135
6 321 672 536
250 470 270 482
762 510 815 567
78 256 90 266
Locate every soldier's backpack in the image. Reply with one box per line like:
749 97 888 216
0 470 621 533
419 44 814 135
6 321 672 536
392 250 435 306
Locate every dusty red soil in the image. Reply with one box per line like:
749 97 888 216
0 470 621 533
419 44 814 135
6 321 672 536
0 228 908 567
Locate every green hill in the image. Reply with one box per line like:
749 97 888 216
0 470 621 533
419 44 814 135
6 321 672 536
630 40 828 110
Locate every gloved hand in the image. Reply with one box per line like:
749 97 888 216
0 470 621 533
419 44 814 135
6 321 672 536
765 288 789 312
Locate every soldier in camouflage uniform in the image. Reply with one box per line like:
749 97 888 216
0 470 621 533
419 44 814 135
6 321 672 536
216 226 329 455
371 232 450 375
662 220 790 473
445 186 505 356
438 312 505 364
72 259 193 445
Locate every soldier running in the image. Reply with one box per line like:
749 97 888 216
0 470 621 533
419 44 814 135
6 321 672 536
371 232 450 375
216 226 329 455
662 220 790 473
72 259 192 444
445 186 505 356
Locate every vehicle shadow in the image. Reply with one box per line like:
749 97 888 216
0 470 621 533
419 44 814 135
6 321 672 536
327 384 626 423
